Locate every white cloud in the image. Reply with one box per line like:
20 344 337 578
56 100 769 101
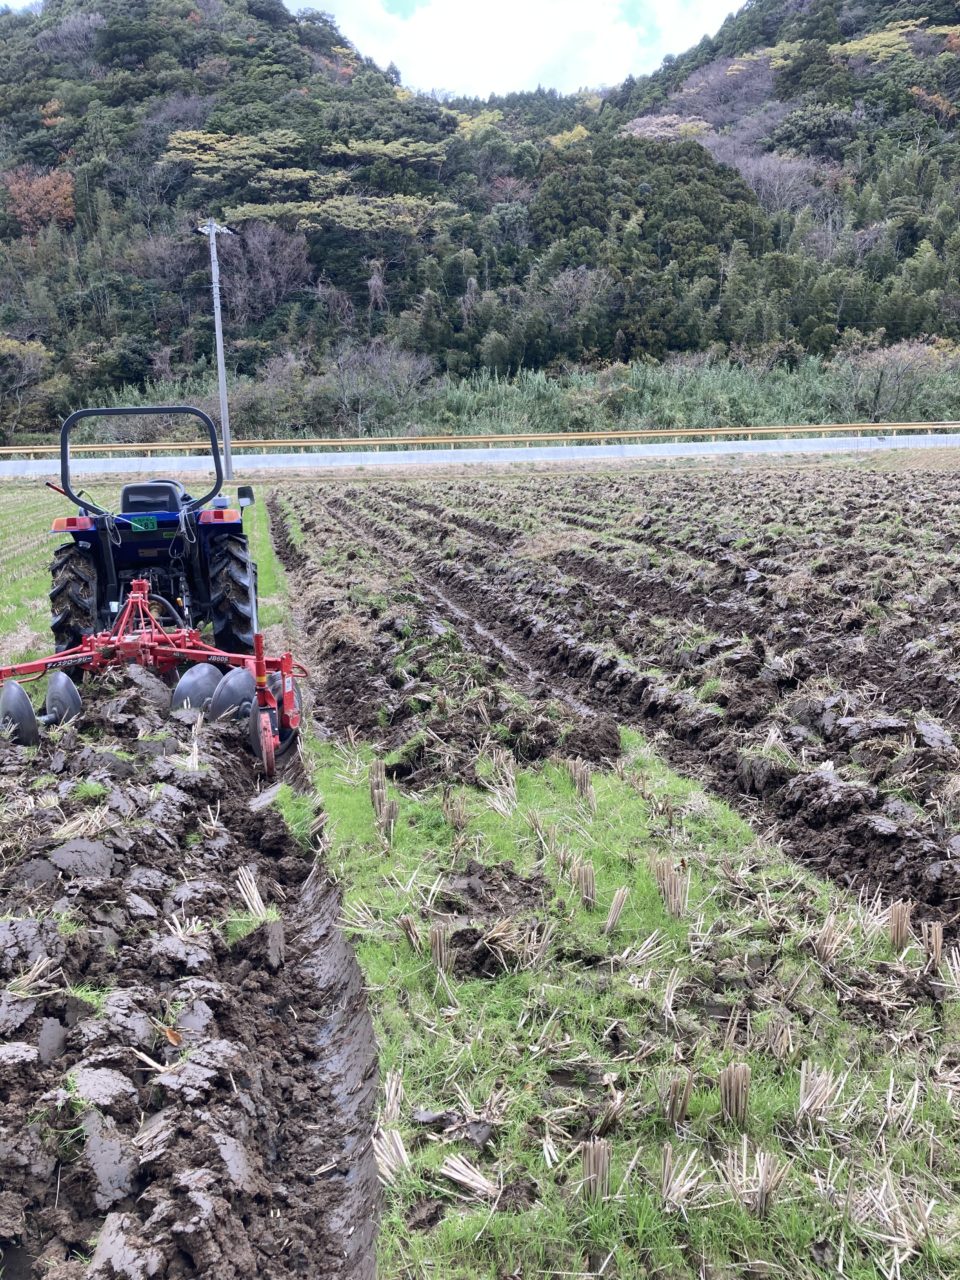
649 2 739 65
317 0 736 97
1 0 737 97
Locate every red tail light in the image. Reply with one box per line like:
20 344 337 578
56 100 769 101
52 516 94 531
199 508 240 523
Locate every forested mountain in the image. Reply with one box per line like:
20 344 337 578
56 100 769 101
2 0 960 438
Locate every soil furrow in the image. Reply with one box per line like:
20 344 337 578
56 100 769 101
0 676 379 1279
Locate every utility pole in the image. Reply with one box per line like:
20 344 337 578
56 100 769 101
196 218 235 481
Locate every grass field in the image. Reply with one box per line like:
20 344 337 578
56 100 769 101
2 464 960 1280
310 732 960 1278
0 487 61 665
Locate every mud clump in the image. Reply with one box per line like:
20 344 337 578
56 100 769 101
0 686 378 1279
559 713 621 764
432 858 548 921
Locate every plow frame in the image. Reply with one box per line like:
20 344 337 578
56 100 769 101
0 579 306 773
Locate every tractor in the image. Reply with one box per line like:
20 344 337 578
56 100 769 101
0 406 304 775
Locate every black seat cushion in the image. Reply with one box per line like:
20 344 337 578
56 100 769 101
120 482 183 515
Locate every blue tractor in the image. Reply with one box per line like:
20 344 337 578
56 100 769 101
49 406 258 656
0 405 303 773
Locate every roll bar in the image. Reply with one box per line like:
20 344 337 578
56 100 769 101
59 406 224 515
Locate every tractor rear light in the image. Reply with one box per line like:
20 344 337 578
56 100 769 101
199 508 240 523
52 516 94 531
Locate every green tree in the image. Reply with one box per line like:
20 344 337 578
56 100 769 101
0 337 50 439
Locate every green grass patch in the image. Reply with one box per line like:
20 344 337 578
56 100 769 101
66 984 111 1014
0 486 63 663
301 730 960 1279
276 495 306 548
71 779 107 802
222 905 282 945
54 908 82 938
245 489 285 628
273 781 317 849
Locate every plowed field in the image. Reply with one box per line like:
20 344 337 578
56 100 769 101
3 460 960 1280
279 464 960 936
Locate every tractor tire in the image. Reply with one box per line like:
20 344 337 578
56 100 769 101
49 543 98 652
209 534 258 654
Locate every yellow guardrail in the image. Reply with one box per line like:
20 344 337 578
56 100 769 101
0 421 958 459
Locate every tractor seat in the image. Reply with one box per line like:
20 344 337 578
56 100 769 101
120 480 188 515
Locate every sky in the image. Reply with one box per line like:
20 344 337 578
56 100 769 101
315 0 738 97
5 0 740 98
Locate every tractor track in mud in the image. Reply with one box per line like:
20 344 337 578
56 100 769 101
0 673 379 1280
275 471 960 939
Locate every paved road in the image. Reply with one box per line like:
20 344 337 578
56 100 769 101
2 432 958 479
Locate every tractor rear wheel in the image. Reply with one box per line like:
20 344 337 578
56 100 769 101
50 543 98 651
209 534 258 654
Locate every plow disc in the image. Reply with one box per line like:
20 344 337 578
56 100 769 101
0 679 41 746
46 670 83 725
0 671 82 746
209 666 256 721
0 578 306 778
171 662 226 712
